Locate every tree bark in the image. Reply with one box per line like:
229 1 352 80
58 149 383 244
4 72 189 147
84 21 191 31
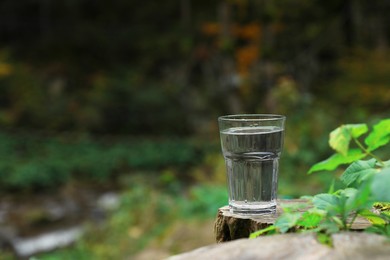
214 199 372 243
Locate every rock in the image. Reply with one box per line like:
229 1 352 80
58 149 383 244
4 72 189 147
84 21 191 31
11 226 83 258
168 232 390 260
159 219 216 252
133 248 170 260
0 225 16 250
96 192 120 211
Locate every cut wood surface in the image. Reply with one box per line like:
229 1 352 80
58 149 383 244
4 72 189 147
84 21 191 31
214 199 372 242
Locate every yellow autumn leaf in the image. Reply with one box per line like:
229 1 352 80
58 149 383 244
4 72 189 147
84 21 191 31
0 62 12 77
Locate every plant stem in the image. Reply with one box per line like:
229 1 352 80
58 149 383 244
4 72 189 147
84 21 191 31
353 137 385 166
348 212 358 230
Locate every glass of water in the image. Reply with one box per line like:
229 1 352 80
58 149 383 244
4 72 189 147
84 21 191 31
218 114 285 214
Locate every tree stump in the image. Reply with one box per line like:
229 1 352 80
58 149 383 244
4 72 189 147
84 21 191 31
214 199 372 242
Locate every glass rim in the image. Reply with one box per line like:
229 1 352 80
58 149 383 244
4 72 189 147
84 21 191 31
218 114 285 122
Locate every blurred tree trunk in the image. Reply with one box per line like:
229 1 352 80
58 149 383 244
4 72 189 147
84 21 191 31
181 0 191 30
39 0 51 41
219 1 230 43
372 1 388 51
343 0 361 47
343 0 388 51
218 1 243 114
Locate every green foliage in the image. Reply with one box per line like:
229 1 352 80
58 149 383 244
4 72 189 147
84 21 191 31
340 159 377 186
329 124 368 156
308 149 366 173
251 118 390 243
249 226 277 238
0 132 204 190
371 168 390 202
309 119 390 173
365 119 390 151
274 212 302 233
365 212 390 237
180 185 229 219
297 210 324 229
1 1 389 138
316 232 333 246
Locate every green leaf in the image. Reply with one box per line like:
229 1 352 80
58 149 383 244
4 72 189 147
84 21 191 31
275 212 302 233
297 210 325 229
313 193 339 212
314 190 354 220
329 124 368 155
249 225 277 238
316 233 333 246
329 126 350 155
340 159 378 186
349 124 370 138
345 182 372 212
339 187 358 198
374 202 390 212
371 167 390 202
364 224 390 238
381 159 390 167
359 209 386 225
365 119 390 151
331 216 344 227
308 149 366 174
318 218 340 234
328 178 335 194
382 211 390 220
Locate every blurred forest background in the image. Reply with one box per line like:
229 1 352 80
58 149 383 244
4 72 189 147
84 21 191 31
0 0 389 259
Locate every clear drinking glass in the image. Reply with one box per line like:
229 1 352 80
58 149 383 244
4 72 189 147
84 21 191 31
218 114 285 214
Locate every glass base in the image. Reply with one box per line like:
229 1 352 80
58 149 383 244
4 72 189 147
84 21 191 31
229 201 277 215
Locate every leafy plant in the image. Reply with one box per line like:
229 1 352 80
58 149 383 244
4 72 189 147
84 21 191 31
0 132 205 190
250 118 390 243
